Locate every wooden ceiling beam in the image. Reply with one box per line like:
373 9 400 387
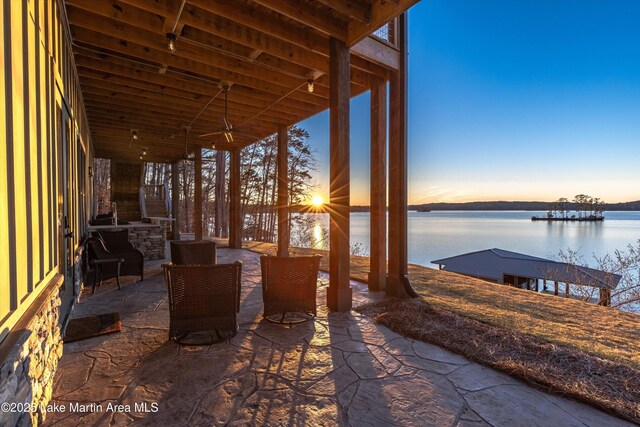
184 0 326 52
82 96 288 131
315 0 371 24
66 12 326 96
80 87 302 128
73 51 327 111
347 0 419 46
112 0 387 78
76 68 315 118
79 75 307 120
248 0 347 41
90 131 260 152
70 29 330 107
351 37 400 70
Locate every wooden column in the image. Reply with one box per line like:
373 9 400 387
194 145 203 240
229 148 242 249
387 13 413 298
214 150 225 237
327 37 352 312
554 281 559 296
368 76 387 292
599 288 611 306
277 125 289 257
171 161 180 241
565 283 570 298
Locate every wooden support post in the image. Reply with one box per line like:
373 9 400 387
368 75 387 292
387 13 411 298
277 125 289 257
543 279 548 292
554 281 559 296
171 161 180 241
229 148 242 249
565 283 570 298
599 288 611 306
194 145 203 240
327 36 352 312
214 150 225 237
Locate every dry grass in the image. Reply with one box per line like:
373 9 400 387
231 239 640 370
356 298 640 424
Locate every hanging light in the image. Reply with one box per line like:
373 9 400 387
131 130 138 140
166 33 177 53
307 79 314 93
139 155 143 160
142 149 147 155
224 131 233 143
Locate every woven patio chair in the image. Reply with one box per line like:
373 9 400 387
163 261 242 345
170 240 217 265
86 237 124 294
94 230 144 280
260 255 321 324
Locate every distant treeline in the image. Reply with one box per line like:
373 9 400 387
408 200 640 211
286 201 640 212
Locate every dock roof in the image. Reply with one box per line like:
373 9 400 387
432 248 622 289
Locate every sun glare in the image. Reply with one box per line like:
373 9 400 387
311 195 324 207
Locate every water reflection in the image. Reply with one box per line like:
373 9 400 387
290 211 640 268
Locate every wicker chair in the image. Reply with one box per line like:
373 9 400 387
163 261 242 345
170 240 216 265
94 230 144 280
260 255 321 323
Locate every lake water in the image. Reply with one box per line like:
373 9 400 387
293 211 640 268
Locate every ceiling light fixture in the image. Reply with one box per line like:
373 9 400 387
307 79 314 93
131 129 138 140
224 131 233 143
166 33 177 54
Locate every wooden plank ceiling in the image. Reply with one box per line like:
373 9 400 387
64 0 418 162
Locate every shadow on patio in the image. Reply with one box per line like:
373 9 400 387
44 247 628 426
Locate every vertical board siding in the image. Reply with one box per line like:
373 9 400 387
0 0 9 318
10 0 28 305
25 0 36 293
0 0 92 342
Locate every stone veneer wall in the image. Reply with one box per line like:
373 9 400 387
96 226 165 260
0 277 65 427
127 226 165 260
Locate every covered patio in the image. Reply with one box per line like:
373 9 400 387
67 0 419 310
44 246 624 426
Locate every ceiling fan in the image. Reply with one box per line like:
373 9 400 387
198 83 235 143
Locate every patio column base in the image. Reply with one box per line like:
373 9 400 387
327 286 352 312
367 271 386 292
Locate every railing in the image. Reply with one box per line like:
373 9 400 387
139 187 148 218
140 183 172 218
143 184 165 200
371 19 398 48
163 180 172 217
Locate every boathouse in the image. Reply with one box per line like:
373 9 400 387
432 248 621 306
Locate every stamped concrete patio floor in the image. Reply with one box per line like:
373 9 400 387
45 248 630 426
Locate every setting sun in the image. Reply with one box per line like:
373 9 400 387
311 195 324 207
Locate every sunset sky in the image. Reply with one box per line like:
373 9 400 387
299 0 640 205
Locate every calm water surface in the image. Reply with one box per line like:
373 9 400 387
295 211 640 268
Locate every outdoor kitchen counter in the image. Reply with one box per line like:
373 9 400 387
88 222 165 260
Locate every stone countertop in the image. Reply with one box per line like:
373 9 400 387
88 222 160 230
